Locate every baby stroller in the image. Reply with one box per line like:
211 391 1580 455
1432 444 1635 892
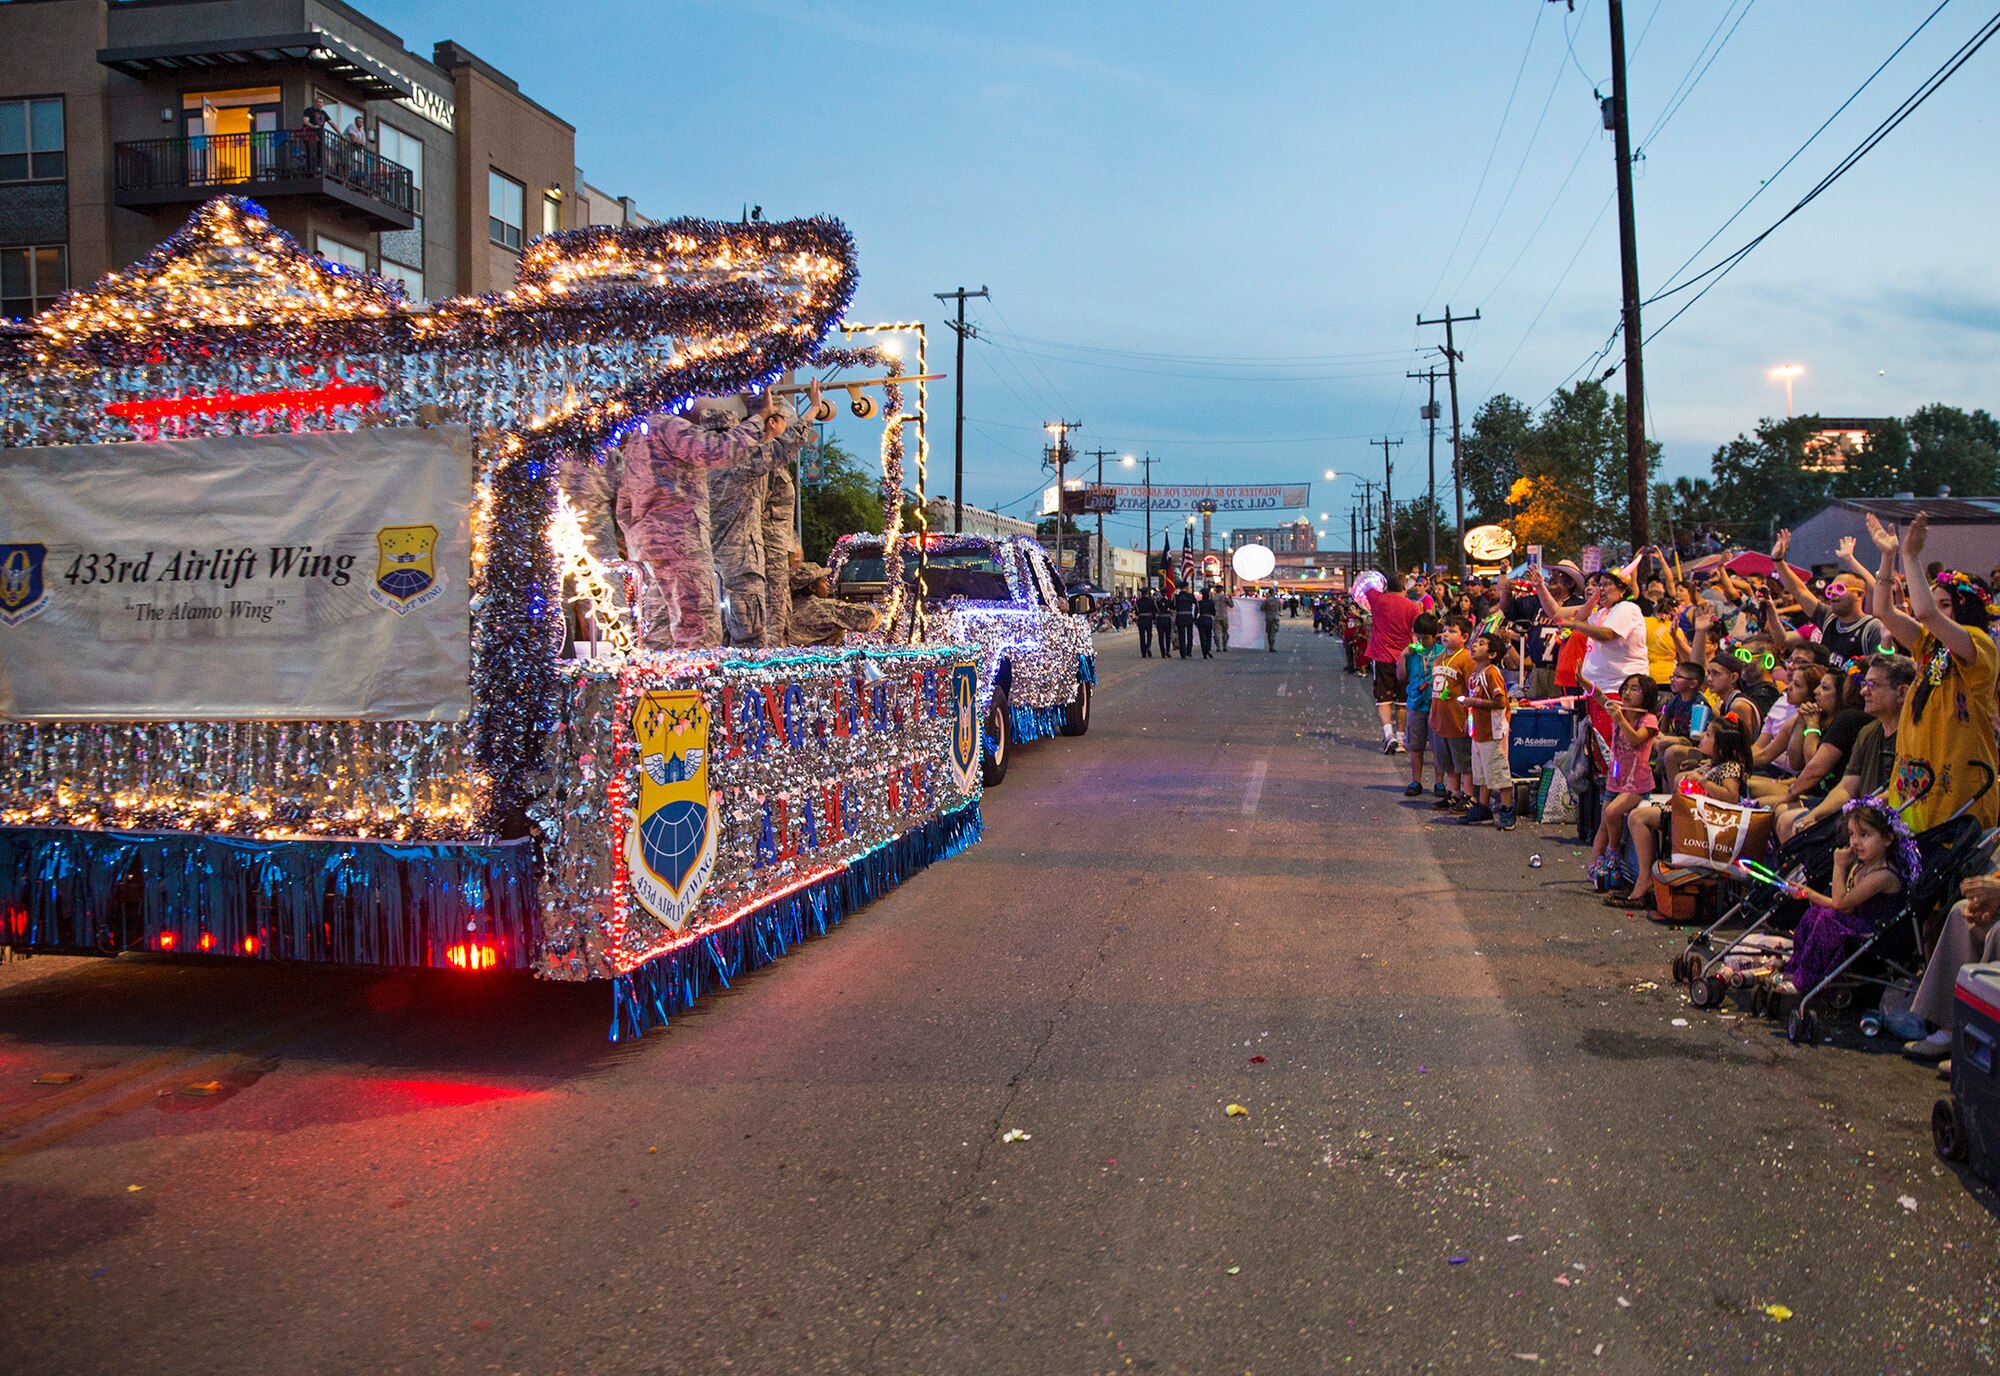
1671 811 1842 985
1683 765 1997 1045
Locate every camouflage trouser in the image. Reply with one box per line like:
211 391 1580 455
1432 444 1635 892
709 467 768 647
762 465 799 647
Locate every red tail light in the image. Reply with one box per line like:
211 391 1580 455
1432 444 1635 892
444 941 499 971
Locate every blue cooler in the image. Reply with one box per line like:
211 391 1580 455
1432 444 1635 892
1507 707 1575 779
1935 962 2000 1185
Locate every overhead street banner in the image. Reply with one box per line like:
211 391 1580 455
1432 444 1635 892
0 427 474 722
1097 484 1309 514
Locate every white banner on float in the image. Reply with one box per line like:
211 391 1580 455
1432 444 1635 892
0 427 474 722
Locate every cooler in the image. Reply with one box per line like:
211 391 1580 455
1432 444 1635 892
1507 707 1574 779
1937 963 2000 1186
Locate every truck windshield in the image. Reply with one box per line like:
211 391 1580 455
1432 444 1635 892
837 550 1012 601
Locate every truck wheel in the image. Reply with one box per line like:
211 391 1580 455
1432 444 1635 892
982 689 1011 786
1059 679 1091 737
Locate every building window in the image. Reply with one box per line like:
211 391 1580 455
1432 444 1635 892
1 244 66 319
375 122 424 214
542 193 561 238
0 97 64 183
314 236 368 271
489 170 523 251
378 260 424 302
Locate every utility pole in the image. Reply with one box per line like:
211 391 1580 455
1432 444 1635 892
934 285 988 533
1372 436 1403 574
1084 447 1114 588
1417 306 1479 577
1604 0 1650 546
1407 366 1444 572
1349 507 1359 578
1043 419 1081 573
1358 479 1382 568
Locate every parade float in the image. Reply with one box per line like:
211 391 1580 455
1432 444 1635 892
0 198 984 1038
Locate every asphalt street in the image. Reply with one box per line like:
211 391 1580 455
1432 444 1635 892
0 620 1994 1375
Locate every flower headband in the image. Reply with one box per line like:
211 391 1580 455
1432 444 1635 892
1843 793 1924 882
1935 568 2000 616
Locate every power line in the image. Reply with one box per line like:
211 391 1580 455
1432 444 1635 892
1648 0 1953 301
972 329 1419 366
983 298 1077 419
1420 2 1549 313
1631 7 2000 354
978 338 1418 384
1633 0 1759 155
1444 43 1571 305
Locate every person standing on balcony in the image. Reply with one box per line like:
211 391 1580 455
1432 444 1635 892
299 98 331 173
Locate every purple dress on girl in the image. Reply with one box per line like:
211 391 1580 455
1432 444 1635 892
1784 885 1904 993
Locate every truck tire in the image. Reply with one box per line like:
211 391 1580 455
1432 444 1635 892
1059 678 1091 736
982 688 1011 786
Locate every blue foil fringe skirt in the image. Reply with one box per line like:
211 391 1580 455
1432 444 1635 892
609 801 983 1041
0 826 539 969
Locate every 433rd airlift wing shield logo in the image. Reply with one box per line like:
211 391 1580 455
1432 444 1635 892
369 524 444 613
623 689 720 932
0 543 48 626
948 660 981 794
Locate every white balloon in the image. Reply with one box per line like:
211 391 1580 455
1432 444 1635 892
1231 544 1277 581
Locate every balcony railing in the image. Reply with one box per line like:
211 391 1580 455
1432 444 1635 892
113 132 416 226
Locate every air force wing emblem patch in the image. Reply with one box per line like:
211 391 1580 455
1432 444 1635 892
370 524 443 613
624 689 719 933
948 660 981 794
0 544 48 626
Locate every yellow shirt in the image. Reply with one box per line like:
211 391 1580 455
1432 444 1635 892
1644 615 1676 684
1890 627 1999 834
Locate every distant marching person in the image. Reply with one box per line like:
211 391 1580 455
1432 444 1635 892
1196 588 1217 658
1262 591 1281 651
1135 586 1158 658
1173 584 1198 658
1152 586 1175 666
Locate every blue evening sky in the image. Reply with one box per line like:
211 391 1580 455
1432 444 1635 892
379 0 1999 544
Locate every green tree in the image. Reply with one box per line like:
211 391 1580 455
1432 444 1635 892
1459 394 1533 525
1511 381 1659 548
1708 414 1835 538
1833 417 1912 498
800 435 886 563
1905 403 2000 497
1378 495 1452 572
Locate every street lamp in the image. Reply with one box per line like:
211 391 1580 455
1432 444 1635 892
1324 468 1337 481
1769 364 1804 418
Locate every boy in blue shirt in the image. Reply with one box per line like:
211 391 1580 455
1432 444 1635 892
1399 612 1445 798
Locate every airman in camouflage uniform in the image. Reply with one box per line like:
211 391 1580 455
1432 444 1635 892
788 562 882 646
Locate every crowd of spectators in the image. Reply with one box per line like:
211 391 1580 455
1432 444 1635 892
1325 515 1998 1069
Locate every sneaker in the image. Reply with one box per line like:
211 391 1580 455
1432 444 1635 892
1404 781 1424 798
1495 807 1517 831
1433 782 1448 799
1394 733 1407 752
1902 1029 1952 1061
1381 738 1397 755
1432 794 1456 811
1460 804 1495 825
1450 794 1472 814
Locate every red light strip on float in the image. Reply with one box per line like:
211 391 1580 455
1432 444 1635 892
104 382 385 423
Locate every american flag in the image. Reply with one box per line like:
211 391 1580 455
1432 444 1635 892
1180 526 1195 585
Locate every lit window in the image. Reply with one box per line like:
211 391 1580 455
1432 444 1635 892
314 236 368 271
489 170 523 251
378 260 424 301
542 193 560 237
1 244 67 319
0 98 64 183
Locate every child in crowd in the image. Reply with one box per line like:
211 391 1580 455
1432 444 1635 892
1718 800 1912 996
1462 631 1514 827
1400 613 1445 799
1587 673 1660 887
1607 712 1754 911
1429 617 1473 813
1653 660 1702 766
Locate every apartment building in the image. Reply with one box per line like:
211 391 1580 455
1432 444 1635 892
0 0 647 315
